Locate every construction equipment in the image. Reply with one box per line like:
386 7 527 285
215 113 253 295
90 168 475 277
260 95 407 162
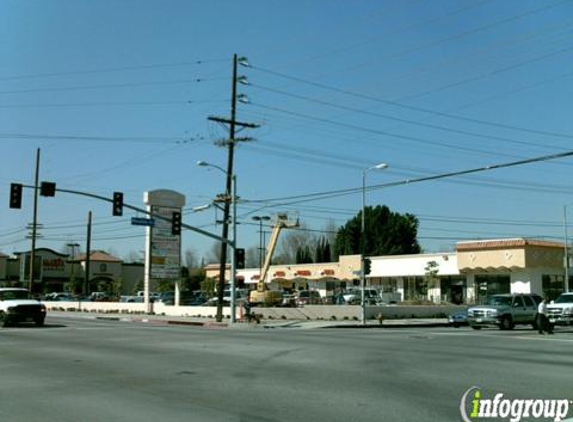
249 213 299 306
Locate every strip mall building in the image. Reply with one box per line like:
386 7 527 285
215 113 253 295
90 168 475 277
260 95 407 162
207 238 572 303
1 238 571 303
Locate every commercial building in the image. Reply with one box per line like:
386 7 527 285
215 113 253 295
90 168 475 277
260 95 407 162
2 237 570 303
0 248 143 295
206 238 571 303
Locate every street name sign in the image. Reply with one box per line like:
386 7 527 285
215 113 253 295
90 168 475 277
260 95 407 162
131 217 155 227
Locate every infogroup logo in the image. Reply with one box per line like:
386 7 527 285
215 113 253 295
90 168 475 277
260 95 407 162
460 387 571 422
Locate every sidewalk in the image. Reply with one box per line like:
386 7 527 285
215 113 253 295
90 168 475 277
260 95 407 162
48 311 450 329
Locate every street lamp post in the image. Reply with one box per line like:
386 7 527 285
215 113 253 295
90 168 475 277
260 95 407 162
564 205 570 293
197 161 239 323
252 216 271 271
361 163 388 325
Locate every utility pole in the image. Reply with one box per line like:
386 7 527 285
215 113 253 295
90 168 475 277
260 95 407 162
208 54 258 322
29 148 41 293
564 205 570 293
85 211 92 296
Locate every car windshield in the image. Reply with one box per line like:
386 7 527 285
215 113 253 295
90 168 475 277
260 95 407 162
0 290 34 301
554 295 573 304
484 296 512 306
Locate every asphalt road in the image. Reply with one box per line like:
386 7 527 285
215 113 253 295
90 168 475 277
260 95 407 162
1 315 572 422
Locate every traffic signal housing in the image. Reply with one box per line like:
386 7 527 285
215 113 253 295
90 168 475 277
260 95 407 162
9 183 23 209
171 211 182 236
363 258 372 275
112 192 123 216
40 181 56 197
235 248 245 269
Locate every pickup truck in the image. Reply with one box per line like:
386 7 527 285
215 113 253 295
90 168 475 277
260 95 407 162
0 288 47 327
467 293 542 330
546 293 573 327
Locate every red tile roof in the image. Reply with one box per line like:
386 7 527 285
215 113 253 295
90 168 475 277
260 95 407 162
457 238 564 251
76 250 122 262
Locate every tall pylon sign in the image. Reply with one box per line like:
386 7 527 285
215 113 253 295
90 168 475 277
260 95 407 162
143 189 186 311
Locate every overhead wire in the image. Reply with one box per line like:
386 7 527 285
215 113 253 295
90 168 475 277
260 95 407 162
0 58 229 82
250 82 563 152
250 65 573 141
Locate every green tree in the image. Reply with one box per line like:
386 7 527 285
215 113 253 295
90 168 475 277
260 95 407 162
314 236 332 263
296 245 314 264
334 205 421 257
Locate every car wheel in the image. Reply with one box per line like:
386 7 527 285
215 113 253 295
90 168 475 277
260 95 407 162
35 317 45 327
471 325 482 330
500 316 514 330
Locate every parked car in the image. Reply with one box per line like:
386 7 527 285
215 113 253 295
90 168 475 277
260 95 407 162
342 288 380 305
44 292 74 301
467 293 542 330
448 308 468 328
295 290 322 305
279 293 297 307
0 288 47 327
546 293 573 327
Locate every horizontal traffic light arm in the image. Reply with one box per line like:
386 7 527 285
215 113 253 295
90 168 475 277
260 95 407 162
16 184 231 245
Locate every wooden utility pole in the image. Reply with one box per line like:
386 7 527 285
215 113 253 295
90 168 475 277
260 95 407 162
29 148 40 293
85 211 92 295
208 54 258 322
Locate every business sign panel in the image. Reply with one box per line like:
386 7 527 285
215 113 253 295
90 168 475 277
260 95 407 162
150 205 180 280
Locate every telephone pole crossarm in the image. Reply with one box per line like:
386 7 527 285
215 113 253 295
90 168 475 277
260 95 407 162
208 116 260 129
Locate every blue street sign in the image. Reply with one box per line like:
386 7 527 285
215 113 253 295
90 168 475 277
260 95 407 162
131 217 155 227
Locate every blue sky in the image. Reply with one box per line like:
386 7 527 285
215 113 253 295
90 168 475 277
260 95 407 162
2 0 573 262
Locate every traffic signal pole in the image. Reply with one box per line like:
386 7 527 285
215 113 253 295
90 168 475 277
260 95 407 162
29 148 40 293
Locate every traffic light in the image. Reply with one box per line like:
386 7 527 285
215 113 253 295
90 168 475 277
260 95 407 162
112 192 123 216
40 181 56 197
235 248 245 269
171 211 182 235
363 258 372 275
9 183 22 209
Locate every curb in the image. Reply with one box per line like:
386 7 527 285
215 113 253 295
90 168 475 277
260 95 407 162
52 312 451 330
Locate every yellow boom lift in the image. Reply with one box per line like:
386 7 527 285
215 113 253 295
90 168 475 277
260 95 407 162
249 213 299 306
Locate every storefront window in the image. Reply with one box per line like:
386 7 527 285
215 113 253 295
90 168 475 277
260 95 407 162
475 275 510 303
440 276 466 304
542 274 572 301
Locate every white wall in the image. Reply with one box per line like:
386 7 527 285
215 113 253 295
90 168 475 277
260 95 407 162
370 252 458 277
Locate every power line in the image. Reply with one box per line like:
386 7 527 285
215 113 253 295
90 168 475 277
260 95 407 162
244 149 573 206
250 102 524 159
325 0 571 78
0 99 227 109
0 76 224 95
0 58 228 81
0 132 202 144
251 66 573 141
251 82 561 151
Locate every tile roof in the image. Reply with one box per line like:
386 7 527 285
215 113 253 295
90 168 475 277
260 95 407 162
76 250 122 262
456 238 564 251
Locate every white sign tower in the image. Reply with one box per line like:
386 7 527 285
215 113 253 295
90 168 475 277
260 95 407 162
144 189 186 312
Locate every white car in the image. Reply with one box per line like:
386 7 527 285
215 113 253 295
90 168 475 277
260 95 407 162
343 289 379 305
547 293 573 326
0 288 47 327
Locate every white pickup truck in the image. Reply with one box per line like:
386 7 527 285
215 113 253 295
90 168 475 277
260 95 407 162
0 288 47 327
546 293 573 327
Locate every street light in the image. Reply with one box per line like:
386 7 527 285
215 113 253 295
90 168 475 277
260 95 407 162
252 215 271 272
362 162 389 325
564 205 571 293
197 160 226 175
197 160 238 323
